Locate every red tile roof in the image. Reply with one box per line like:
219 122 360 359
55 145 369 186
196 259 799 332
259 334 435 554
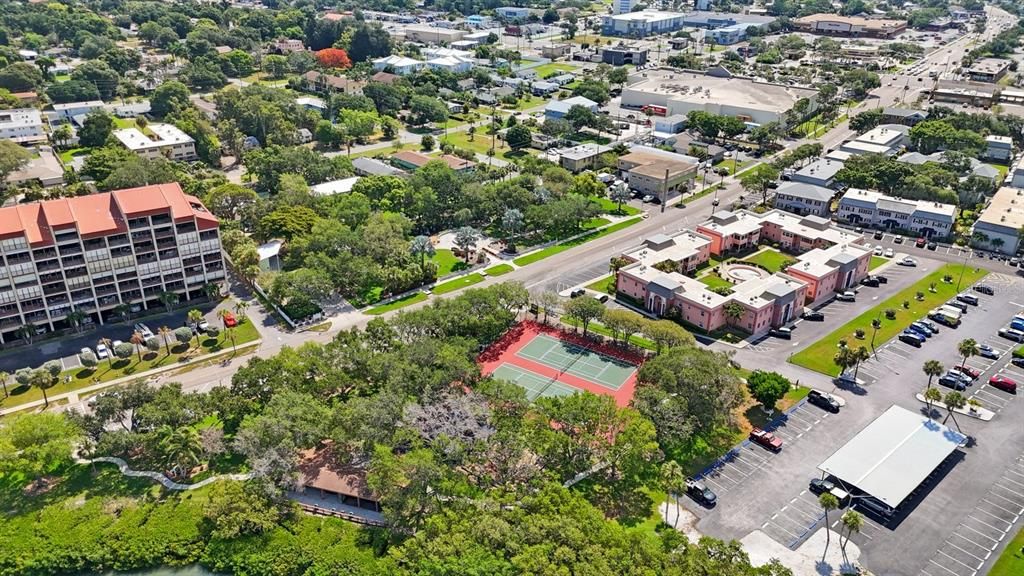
0 183 216 246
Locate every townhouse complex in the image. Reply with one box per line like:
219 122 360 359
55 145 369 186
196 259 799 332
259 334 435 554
836 188 956 239
616 210 870 335
0 183 222 344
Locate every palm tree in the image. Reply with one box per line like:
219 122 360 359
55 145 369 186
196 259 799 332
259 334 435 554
225 326 237 352
840 510 863 564
65 308 87 333
819 493 839 561
659 461 685 525
723 302 745 328
130 331 145 361
157 425 203 477
99 337 113 368
187 309 204 347
957 338 978 371
851 346 870 379
218 308 233 329
410 235 435 269
204 283 221 301
922 360 944 389
0 371 8 398
29 368 56 408
924 387 943 418
16 324 35 345
159 291 179 313
113 303 131 323
943 391 966 431
158 326 173 355
234 300 249 320
833 347 855 377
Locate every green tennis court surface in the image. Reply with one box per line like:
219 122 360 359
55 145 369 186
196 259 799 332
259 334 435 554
515 334 636 390
491 363 579 400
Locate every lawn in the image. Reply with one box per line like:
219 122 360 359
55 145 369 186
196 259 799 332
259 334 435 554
438 131 536 163
989 527 1024 576
698 273 733 290
532 63 578 78
54 74 71 82
514 217 643 266
870 256 888 270
740 248 795 274
365 292 428 315
587 196 642 216
431 248 469 277
506 95 546 111
713 158 756 176
485 263 514 276
991 162 1010 180
112 117 137 129
790 264 988 376
586 274 616 294
432 273 485 295
58 147 90 164
0 320 260 411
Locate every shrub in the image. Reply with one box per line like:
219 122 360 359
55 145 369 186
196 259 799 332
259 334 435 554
174 326 194 345
145 336 161 352
113 343 134 359
902 300 910 309
854 329 865 339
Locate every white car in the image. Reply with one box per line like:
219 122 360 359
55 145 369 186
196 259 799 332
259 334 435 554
95 343 109 360
134 323 153 339
836 291 856 302
884 248 894 258
899 257 917 266
873 246 883 256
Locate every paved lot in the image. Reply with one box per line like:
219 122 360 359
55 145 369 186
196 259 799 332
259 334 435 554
689 269 1024 576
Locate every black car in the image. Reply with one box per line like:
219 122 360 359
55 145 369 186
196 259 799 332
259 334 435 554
807 390 840 413
598 294 609 303
685 479 717 506
802 310 825 321
927 242 937 250
974 285 995 296
899 332 923 347
875 275 888 284
938 375 966 390
860 277 880 287
809 478 835 495
769 327 792 339
873 230 884 240
569 289 585 298
1012 357 1024 369
855 497 894 521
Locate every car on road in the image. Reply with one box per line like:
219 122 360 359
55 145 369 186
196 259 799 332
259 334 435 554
749 428 783 451
95 343 109 360
899 332 923 347
978 344 999 359
802 310 825 321
974 285 995 295
899 257 917 266
809 477 835 495
769 327 792 339
807 390 840 413
873 246 884 256
883 248 894 258
685 478 718 506
836 291 856 302
989 374 1017 393
938 374 966 390
894 235 904 244
999 328 1024 343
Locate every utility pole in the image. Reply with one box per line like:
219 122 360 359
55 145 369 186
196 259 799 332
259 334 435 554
661 168 668 213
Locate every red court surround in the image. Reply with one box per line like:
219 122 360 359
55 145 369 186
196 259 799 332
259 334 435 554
479 321 643 407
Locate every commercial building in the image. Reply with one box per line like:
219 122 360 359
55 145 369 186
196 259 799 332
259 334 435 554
613 0 636 15
839 124 910 157
495 7 530 21
930 80 997 108
772 182 834 217
880 107 926 126
620 70 817 126
972 186 1024 254
819 405 966 511
553 143 612 172
1010 156 1024 188
542 44 573 59
0 108 45 144
402 25 465 44
0 183 223 343
616 150 697 197
615 211 869 335
790 158 844 188
985 135 1013 162
794 14 907 38
967 58 1011 83
544 95 599 120
601 10 774 40
112 123 197 162
600 45 649 66
836 188 956 239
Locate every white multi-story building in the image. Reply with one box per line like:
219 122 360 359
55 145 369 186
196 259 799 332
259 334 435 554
0 108 45 144
0 183 223 344
973 187 1024 254
113 123 197 162
836 188 956 239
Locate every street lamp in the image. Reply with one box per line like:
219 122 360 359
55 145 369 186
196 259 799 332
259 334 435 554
870 315 882 358
955 244 971 291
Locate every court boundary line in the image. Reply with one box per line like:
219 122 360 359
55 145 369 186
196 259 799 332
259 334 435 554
515 333 635 390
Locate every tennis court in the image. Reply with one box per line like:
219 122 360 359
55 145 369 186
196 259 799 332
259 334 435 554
515 333 636 391
490 363 579 400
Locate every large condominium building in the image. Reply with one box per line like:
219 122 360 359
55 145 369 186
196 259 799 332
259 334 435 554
0 183 222 344
113 123 197 162
615 212 869 335
972 187 1024 255
836 188 956 239
0 108 46 144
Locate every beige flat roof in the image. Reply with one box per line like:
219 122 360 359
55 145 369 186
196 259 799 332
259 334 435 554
625 72 816 114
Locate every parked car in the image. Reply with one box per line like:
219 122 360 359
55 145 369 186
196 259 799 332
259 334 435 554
80 347 94 359
133 323 153 339
873 246 884 256
860 277 880 287
978 344 999 359
836 291 856 302
875 275 888 284
956 293 979 306
222 312 238 327
807 390 840 413
974 285 995 296
945 300 968 313
916 237 926 248
95 343 109 360
999 328 1024 343
642 194 655 203
899 332 923 347
802 310 825 321
894 235 904 244
749 428 783 451
855 496 894 520
809 477 835 495
989 374 1017 393
769 327 792 339
1012 357 1024 369
938 374 966 390
899 257 917 267
906 324 931 340
917 320 939 334
598 294 609 303
956 365 981 379
883 248 895 258
874 230 884 240
570 289 585 298
911 321 935 336
685 478 718 506
927 242 937 250
948 367 976 383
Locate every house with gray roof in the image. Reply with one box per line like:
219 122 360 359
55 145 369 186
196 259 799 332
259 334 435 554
790 158 845 188
837 188 956 239
772 182 835 217
353 157 404 177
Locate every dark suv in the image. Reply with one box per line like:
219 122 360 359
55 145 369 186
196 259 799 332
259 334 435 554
807 390 840 413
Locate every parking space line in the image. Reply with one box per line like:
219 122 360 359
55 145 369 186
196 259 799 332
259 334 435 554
986 488 1024 508
945 540 986 563
999 475 1024 489
936 549 979 572
959 523 999 544
928 559 966 576
972 508 1013 528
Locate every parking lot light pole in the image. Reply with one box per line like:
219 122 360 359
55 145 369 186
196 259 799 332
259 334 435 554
870 315 882 358
955 248 970 291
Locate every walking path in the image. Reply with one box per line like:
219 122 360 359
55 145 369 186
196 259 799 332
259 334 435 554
77 456 253 490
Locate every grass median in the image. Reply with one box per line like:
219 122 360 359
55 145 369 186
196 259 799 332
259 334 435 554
365 292 428 315
485 264 514 276
514 217 643 267
989 526 1024 576
432 273 484 295
789 264 987 376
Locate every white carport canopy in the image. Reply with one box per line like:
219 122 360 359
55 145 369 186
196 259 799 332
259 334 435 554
818 405 967 509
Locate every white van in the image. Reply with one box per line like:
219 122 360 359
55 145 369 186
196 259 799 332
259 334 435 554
938 305 963 319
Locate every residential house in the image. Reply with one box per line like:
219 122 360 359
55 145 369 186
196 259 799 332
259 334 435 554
881 107 926 126
985 135 1013 162
112 123 197 162
300 71 366 95
772 182 834 217
790 158 845 188
0 108 45 144
353 157 404 176
372 55 424 76
554 143 612 172
544 95 599 120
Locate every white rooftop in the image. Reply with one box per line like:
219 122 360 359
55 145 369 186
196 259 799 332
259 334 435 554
310 176 362 197
790 242 870 279
624 230 711 268
257 239 283 260
112 123 194 151
0 108 43 130
818 405 966 508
